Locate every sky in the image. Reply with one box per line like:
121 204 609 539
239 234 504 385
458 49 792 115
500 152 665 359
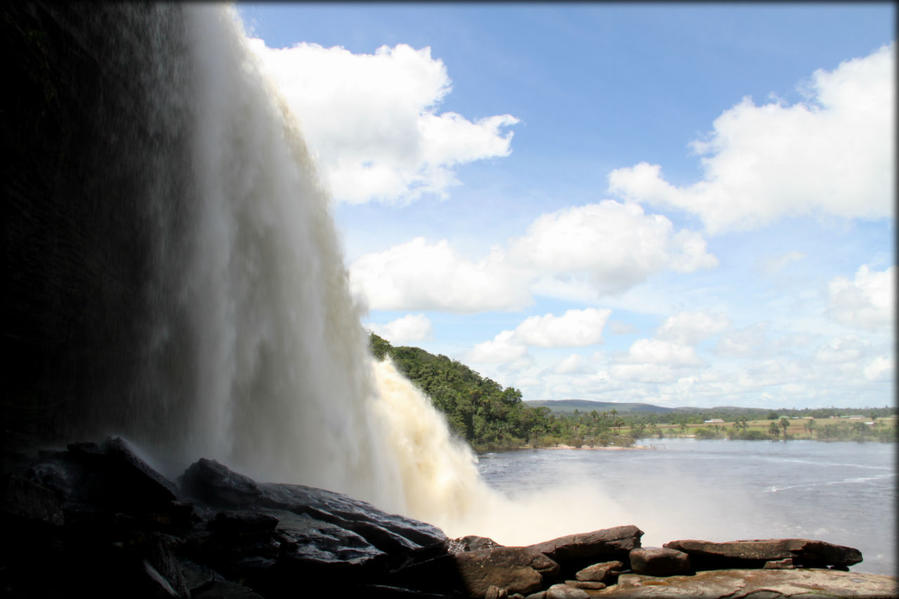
236 3 895 410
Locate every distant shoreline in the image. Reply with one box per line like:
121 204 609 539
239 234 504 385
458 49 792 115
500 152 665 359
479 437 894 455
543 443 653 451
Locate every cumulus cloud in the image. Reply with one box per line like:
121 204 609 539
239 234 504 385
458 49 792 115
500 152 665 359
350 201 715 312
609 321 637 335
348 238 531 312
864 355 894 381
467 330 529 364
554 354 592 374
814 335 867 364
368 314 432 343
715 324 768 358
467 308 612 366
622 338 702 367
247 40 518 204
608 44 895 232
828 264 895 330
656 311 730 345
513 308 612 347
609 363 678 384
508 201 717 295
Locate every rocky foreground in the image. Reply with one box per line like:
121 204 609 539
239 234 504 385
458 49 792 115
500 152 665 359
1 438 895 598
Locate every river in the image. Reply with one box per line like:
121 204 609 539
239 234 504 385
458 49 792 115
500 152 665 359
476 439 895 576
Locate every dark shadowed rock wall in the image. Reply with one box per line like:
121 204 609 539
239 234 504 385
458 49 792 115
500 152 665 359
2 3 198 451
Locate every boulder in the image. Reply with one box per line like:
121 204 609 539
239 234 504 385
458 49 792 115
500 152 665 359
596 568 898 598
528 525 643 573
180 458 446 560
628 547 691 576
485 585 508 599
663 538 863 570
565 580 606 590
574 560 623 583
451 535 502 553
545 583 590 599
454 546 560 598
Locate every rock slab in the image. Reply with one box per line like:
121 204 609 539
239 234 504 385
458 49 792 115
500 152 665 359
528 525 643 573
664 538 863 570
454 546 560 598
629 547 691 576
574 560 623 583
596 568 898 598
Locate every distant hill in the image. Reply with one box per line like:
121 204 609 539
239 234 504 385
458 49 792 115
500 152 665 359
526 399 673 414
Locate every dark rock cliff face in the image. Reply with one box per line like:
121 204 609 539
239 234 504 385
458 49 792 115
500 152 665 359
2 3 197 450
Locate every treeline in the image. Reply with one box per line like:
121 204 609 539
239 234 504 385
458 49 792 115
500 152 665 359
369 334 635 451
592 406 896 427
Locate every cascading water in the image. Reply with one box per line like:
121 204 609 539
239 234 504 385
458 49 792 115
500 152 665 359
135 4 407 511
33 3 615 542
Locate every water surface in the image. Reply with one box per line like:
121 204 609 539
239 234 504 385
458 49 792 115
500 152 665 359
477 439 895 575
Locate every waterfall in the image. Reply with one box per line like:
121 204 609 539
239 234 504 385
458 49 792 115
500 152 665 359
3 3 612 540
81 3 499 525
126 4 407 511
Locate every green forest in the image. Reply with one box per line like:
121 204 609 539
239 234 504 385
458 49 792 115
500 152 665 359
369 334 897 451
370 333 636 451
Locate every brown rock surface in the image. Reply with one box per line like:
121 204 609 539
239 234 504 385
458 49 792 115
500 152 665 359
629 547 691 576
565 580 606 590
545 583 590 599
663 538 863 570
596 568 898 598
455 546 560 598
528 525 643 572
575 560 623 583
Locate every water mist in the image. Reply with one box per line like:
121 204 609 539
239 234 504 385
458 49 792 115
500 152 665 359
112 4 648 544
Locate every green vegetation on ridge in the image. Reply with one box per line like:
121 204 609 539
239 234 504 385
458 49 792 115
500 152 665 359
369 333 636 451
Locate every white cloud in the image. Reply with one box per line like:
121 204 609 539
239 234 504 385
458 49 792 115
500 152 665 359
814 335 866 364
466 308 611 366
715 324 768 358
554 354 592 374
513 308 612 347
622 338 702 367
348 238 531 312
761 251 806 275
508 200 717 295
467 330 528 364
609 321 637 335
864 355 894 381
608 44 895 232
609 363 678 384
656 311 730 345
248 40 518 204
828 264 895 330
368 314 432 344
351 201 715 311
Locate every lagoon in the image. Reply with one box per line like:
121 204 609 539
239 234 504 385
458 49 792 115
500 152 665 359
477 439 895 576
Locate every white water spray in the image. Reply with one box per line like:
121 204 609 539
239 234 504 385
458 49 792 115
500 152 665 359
144 5 640 543
151 5 405 511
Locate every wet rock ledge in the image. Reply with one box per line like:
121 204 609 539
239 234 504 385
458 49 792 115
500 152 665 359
2 438 896 598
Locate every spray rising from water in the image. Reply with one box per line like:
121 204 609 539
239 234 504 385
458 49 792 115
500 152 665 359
125 4 405 512
127 4 645 543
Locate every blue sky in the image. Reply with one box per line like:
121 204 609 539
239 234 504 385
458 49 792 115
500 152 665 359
236 3 894 409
